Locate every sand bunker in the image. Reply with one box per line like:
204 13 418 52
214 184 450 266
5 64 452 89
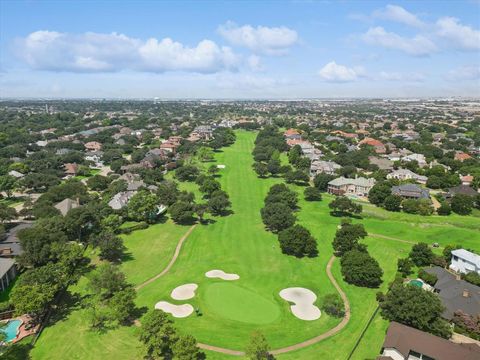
279 287 321 321
217 165 226 169
205 269 240 281
154 301 194 318
170 283 198 300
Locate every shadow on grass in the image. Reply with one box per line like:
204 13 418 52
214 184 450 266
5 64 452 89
329 211 363 219
1 342 33 360
47 291 85 327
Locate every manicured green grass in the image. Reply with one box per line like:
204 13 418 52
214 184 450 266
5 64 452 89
30 130 480 360
203 282 281 325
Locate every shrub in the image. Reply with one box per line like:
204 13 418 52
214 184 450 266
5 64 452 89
418 269 438 286
322 294 344 318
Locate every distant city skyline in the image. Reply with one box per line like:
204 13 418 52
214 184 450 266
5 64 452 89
1 0 479 99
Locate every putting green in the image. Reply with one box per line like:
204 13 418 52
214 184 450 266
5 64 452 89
203 282 280 324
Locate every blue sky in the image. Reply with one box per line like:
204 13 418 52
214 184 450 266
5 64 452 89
1 0 479 99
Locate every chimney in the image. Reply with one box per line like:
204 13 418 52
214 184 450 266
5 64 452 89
463 289 470 298
455 274 461 281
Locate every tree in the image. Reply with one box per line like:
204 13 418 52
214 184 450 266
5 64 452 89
328 196 362 216
172 334 205 360
437 202 452 215
208 164 219 176
197 146 214 162
368 183 392 205
87 175 110 191
207 190 231 216
0 204 17 223
313 173 336 192
88 263 129 300
245 331 273 360
96 232 125 262
10 283 56 324
397 258 414 277
267 158 281 176
157 180 179 206
383 195 402 212
139 310 178 360
175 165 200 182
101 214 123 232
332 221 367 256
194 203 208 223
0 175 16 198
260 203 295 233
199 178 221 196
340 249 383 288
264 184 297 210
379 284 452 338
321 293 344 318
169 201 195 224
109 286 137 324
304 187 322 201
409 242 434 266
127 191 160 223
253 162 269 178
418 269 438 286
278 225 318 257
451 194 474 215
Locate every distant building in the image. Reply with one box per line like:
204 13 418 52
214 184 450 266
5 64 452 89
387 168 427 184
403 153 427 167
64 163 79 177
444 185 478 199
310 160 341 177
454 152 472 162
327 176 376 197
283 128 301 140
84 141 102 151
449 249 480 275
391 184 430 200
108 191 136 210
8 170 25 179
368 156 393 170
54 198 80 216
358 137 386 154
377 321 480 360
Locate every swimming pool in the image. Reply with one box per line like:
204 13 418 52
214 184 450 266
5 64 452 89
409 279 424 288
1 319 21 342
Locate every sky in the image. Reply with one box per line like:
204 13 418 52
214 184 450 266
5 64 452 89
0 0 479 99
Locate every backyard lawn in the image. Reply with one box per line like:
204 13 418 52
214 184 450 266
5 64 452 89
29 130 480 360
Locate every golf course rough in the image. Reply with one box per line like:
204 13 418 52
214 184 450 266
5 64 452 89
204 282 280 324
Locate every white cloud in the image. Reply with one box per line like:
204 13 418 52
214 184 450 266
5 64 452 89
436 17 480 50
361 26 437 56
217 21 298 55
247 55 263 71
446 65 480 81
372 5 425 28
378 71 425 82
318 61 362 82
16 30 239 73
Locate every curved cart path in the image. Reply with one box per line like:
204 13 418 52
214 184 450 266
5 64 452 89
197 255 351 356
135 224 197 291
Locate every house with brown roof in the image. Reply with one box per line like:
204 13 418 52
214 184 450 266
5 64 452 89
84 141 102 151
283 128 301 140
455 152 472 162
359 137 386 154
64 163 79 177
377 321 480 360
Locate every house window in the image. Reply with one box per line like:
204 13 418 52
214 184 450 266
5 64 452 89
453 256 458 261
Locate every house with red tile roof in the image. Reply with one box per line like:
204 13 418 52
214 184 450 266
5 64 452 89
359 137 386 154
455 152 472 162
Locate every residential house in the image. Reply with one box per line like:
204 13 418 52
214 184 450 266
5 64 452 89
85 151 103 168
8 170 24 179
0 223 31 258
425 266 480 320
299 142 322 161
358 138 386 154
310 160 341 177
461 174 473 186
455 152 472 162
444 185 478 199
55 198 80 216
403 153 427 167
0 258 16 292
108 191 136 210
193 125 213 140
449 249 480 275
286 138 310 147
391 184 430 199
64 163 79 177
84 141 102 151
283 128 301 140
327 176 376 197
377 321 480 360
387 169 427 184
